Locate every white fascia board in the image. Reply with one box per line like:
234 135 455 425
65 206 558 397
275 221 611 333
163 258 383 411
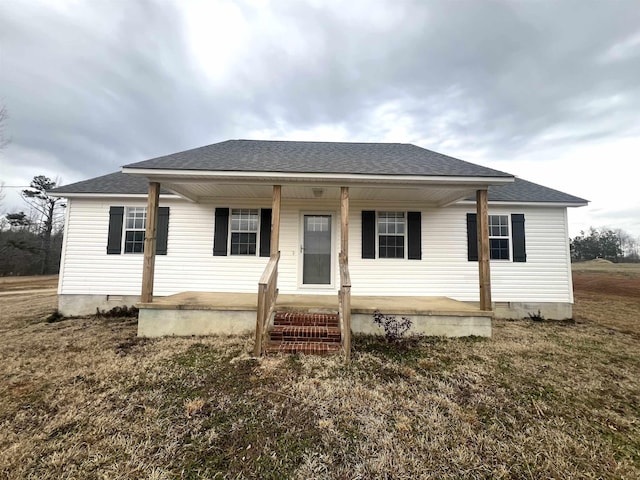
456 200 589 208
47 192 180 199
120 167 515 187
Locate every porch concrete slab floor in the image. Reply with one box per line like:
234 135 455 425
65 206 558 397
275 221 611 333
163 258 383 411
139 292 258 310
139 292 491 317
350 295 492 317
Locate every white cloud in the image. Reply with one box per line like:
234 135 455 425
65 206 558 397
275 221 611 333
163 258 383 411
599 30 640 62
181 0 251 85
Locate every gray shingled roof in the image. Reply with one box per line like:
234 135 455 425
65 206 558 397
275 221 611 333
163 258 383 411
51 171 174 195
124 139 513 177
485 178 587 204
50 171 587 204
51 171 154 195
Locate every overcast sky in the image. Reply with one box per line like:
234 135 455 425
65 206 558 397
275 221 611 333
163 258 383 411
1 0 639 236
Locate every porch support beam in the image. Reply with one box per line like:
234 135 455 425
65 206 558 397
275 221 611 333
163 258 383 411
271 185 281 256
340 187 349 258
476 189 492 311
141 181 160 303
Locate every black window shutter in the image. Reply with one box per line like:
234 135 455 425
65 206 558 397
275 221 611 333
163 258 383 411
467 213 478 261
511 214 526 262
156 207 170 255
259 208 272 257
361 210 376 259
407 211 422 260
107 206 124 254
213 208 229 256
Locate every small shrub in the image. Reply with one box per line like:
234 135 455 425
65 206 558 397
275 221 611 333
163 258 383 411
94 305 139 319
45 310 64 323
527 310 545 322
372 310 413 342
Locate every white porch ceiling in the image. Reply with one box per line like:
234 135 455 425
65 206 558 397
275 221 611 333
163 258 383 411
161 182 478 206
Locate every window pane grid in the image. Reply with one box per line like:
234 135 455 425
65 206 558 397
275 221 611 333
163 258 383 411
378 212 405 258
231 209 258 232
231 232 257 255
379 235 404 258
306 216 329 232
124 207 146 254
230 209 259 255
124 231 145 253
488 215 509 260
490 239 509 260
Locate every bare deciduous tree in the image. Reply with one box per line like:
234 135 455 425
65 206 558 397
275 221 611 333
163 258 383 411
21 176 66 274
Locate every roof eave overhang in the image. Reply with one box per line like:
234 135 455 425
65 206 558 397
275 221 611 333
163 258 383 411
120 167 515 188
456 200 589 208
48 192 180 199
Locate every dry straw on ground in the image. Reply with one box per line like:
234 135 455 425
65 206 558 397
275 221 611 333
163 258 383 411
1 264 639 479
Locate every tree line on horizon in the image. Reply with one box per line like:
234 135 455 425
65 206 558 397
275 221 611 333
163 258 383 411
570 227 639 263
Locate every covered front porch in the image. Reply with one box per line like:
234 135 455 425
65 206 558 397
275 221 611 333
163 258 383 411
131 173 498 358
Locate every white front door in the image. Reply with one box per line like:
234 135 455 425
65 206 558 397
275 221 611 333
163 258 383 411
302 214 332 285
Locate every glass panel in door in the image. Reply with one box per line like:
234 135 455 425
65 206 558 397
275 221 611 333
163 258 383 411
303 215 332 285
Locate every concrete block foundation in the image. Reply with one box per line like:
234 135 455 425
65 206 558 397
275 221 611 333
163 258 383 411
491 302 573 320
138 308 255 337
59 294 141 316
351 313 492 337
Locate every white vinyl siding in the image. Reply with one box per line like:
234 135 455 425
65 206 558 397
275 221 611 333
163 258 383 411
348 204 572 302
59 198 573 303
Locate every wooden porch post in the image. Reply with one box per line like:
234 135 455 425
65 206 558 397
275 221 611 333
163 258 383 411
476 189 492 311
340 186 351 361
141 181 160 303
340 187 349 258
271 185 281 256
254 185 281 356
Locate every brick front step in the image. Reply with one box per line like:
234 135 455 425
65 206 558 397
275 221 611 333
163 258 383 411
273 311 339 327
270 325 341 341
267 311 342 356
265 341 342 355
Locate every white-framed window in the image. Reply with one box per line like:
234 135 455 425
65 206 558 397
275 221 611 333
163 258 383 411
377 211 405 259
230 208 259 255
489 214 510 260
124 207 146 253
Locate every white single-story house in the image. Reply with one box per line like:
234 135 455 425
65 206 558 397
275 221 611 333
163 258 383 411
50 140 587 355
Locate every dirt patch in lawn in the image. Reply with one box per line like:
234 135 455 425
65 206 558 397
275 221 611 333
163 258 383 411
572 262 640 335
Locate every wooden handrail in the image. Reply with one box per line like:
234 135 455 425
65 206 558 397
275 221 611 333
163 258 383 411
259 252 280 285
338 252 352 361
254 252 280 356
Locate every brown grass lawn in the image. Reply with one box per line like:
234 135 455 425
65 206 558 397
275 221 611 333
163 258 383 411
0 275 58 292
1 263 639 479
